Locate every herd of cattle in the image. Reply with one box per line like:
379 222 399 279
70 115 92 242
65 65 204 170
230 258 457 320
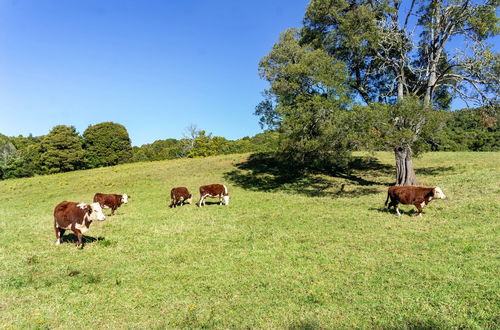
53 184 445 248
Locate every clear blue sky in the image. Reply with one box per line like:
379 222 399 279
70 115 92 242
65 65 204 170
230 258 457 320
0 0 308 146
0 1 497 146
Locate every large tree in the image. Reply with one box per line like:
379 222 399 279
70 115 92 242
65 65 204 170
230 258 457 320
257 28 354 171
261 0 498 184
39 125 85 174
83 122 132 168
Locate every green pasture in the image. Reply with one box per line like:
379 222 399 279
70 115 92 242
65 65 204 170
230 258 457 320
0 152 498 328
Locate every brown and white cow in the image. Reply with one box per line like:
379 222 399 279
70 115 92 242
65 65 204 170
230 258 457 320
385 186 446 216
197 184 229 206
93 193 129 216
169 187 192 208
54 201 106 248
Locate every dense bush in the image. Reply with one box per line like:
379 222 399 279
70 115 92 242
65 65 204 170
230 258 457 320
434 108 499 151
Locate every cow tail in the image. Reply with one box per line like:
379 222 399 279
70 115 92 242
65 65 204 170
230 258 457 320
384 191 390 206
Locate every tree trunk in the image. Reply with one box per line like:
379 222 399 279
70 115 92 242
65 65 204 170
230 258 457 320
394 146 418 186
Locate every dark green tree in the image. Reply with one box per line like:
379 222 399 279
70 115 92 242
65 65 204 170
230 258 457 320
39 125 85 174
83 122 132 168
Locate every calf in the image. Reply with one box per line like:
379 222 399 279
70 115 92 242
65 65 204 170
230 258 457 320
93 193 129 216
197 184 229 206
169 187 192 208
54 201 105 248
385 186 446 216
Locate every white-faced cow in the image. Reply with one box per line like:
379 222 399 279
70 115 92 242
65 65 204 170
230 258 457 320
169 187 192 208
385 186 446 217
54 201 106 248
197 184 229 207
93 193 129 216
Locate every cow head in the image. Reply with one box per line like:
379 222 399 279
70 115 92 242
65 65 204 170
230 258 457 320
88 202 106 221
121 194 129 204
433 187 446 199
185 194 193 204
223 195 230 205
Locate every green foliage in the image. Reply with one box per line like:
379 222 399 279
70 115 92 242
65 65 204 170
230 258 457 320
131 139 183 162
39 125 85 174
258 28 353 170
435 108 499 151
131 130 279 163
83 122 132 168
357 97 447 156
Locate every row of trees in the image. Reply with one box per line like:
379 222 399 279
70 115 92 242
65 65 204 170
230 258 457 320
257 0 499 185
0 123 279 180
0 122 132 179
1 108 496 180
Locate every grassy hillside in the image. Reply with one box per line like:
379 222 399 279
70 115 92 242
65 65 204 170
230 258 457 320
0 152 498 328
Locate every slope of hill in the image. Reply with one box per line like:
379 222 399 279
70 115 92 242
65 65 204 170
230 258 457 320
0 152 498 328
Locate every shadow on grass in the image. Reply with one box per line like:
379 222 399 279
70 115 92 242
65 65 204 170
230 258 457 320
61 234 105 244
288 319 321 330
382 318 445 329
224 153 393 198
415 166 455 176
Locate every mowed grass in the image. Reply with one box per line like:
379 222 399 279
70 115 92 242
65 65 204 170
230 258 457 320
0 152 498 328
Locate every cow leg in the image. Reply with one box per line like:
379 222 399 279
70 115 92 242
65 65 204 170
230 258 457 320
414 202 424 217
55 226 65 245
111 207 116 216
395 204 401 217
74 230 84 249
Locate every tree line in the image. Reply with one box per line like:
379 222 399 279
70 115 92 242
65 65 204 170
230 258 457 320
0 122 279 180
0 108 497 180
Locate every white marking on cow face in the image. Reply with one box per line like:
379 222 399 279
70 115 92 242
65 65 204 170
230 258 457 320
77 203 87 209
223 195 230 205
185 197 192 204
90 202 106 221
121 194 129 204
433 187 446 199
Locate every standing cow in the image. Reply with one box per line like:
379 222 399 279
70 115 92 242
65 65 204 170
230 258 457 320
54 201 106 248
93 193 129 216
169 187 192 208
197 184 229 206
385 186 446 216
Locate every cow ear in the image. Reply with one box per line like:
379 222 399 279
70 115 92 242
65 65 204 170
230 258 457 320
86 205 93 215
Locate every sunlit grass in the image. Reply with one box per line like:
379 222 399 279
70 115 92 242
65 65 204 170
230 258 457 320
0 152 498 328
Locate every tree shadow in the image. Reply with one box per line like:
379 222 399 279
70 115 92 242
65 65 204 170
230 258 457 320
415 166 455 176
61 234 105 244
224 153 393 198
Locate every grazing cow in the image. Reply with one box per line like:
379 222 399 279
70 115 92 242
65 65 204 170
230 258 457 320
385 186 446 216
197 184 229 206
93 193 129 216
54 201 105 248
169 187 192 208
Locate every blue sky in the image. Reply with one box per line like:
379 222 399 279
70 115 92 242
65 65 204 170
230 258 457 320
0 1 497 146
0 0 308 145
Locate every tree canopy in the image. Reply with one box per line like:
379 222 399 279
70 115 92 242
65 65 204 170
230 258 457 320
83 122 133 168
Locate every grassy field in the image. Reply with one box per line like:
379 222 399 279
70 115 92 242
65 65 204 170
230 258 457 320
0 152 498 328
